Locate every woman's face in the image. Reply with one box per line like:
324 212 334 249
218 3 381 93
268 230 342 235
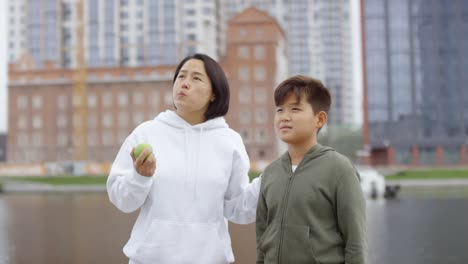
173 59 214 118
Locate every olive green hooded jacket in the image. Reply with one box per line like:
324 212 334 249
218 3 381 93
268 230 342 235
256 144 367 264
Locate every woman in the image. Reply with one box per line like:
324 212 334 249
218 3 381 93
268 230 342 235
107 53 261 264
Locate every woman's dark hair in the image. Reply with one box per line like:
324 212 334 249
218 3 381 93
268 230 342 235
173 53 230 120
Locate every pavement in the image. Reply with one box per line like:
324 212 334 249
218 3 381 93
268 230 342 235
388 178 468 187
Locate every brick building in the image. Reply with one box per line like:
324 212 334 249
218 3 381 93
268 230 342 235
7 8 288 165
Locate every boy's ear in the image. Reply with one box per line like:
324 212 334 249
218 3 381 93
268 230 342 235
316 111 327 128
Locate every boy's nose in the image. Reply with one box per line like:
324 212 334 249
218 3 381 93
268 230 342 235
280 114 291 121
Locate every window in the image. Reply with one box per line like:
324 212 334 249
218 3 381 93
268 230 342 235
102 130 114 145
256 128 268 142
17 116 27 129
239 110 251 124
186 9 196 15
240 29 248 37
133 111 145 126
103 93 113 107
255 109 267 124
203 7 211 14
186 34 196 41
88 132 98 145
88 115 97 128
238 67 249 81
133 92 144 105
254 45 265 60
17 96 28 110
118 112 129 127
164 91 173 105
58 133 68 147
32 132 42 147
118 93 128 107
57 115 67 128
239 86 250 103
88 94 97 108
255 88 266 103
103 113 113 128
240 128 250 142
255 66 266 81
237 45 249 59
151 91 160 107
32 116 42 129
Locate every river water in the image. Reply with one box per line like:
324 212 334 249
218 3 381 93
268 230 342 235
0 187 467 264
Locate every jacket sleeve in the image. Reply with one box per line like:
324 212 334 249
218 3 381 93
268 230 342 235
223 140 261 224
255 178 267 264
106 134 154 213
336 166 367 264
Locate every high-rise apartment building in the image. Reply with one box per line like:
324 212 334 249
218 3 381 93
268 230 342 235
222 0 356 125
362 0 468 166
8 0 222 68
8 0 358 126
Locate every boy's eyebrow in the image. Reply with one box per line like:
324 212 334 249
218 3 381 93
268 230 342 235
288 101 302 106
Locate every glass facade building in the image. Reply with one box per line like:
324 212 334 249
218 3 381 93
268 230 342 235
364 0 468 165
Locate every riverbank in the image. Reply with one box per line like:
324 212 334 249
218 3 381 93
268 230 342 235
1 168 468 193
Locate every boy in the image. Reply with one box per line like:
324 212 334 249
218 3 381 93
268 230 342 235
256 75 366 264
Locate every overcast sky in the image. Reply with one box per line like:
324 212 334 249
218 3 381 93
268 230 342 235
0 0 7 133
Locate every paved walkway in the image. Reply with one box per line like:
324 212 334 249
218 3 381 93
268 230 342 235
388 179 468 187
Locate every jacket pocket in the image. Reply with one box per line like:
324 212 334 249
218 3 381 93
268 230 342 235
135 219 228 264
258 224 279 262
281 225 319 264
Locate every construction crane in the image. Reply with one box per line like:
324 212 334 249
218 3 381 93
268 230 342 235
72 0 88 161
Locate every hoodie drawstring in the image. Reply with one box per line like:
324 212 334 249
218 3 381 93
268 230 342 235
184 126 190 190
193 124 204 200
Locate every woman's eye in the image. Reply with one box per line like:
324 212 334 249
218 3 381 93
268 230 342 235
194 77 201 81
178 74 185 79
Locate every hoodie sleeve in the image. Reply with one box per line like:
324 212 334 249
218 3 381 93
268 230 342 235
106 132 154 213
223 136 261 224
336 164 367 264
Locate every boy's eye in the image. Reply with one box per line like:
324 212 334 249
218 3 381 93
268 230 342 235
292 108 301 111
276 108 283 113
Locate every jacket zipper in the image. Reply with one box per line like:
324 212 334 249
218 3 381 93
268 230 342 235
277 167 296 263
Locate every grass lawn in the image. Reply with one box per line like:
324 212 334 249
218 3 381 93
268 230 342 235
386 169 468 180
0 171 263 186
1 175 108 185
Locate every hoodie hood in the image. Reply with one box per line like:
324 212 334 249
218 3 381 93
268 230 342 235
155 110 228 131
281 143 334 171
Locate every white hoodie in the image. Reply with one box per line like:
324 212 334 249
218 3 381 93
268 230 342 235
107 110 261 264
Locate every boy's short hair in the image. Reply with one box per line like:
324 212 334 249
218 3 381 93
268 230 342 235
274 75 331 115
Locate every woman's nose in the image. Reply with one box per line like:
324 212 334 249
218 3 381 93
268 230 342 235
181 80 190 89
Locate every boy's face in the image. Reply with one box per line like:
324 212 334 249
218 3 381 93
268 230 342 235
274 93 326 145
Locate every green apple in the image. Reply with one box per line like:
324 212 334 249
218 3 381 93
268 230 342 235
134 143 153 162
